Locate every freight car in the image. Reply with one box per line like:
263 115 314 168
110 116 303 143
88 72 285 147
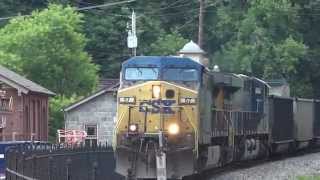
112 56 320 180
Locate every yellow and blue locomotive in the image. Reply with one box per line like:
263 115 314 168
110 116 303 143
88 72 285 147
114 56 201 179
113 56 270 179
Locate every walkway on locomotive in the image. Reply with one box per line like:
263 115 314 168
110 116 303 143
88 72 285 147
114 56 204 151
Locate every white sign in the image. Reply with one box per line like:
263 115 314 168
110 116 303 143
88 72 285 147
127 34 138 48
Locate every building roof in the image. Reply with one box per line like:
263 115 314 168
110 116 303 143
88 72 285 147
63 84 119 112
0 65 55 96
178 40 205 54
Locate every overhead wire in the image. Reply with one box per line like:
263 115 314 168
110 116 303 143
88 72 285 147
77 0 136 11
0 0 138 21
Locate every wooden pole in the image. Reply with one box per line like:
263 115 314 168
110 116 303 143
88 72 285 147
198 0 205 48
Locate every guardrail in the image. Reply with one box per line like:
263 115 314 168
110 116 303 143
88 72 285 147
6 143 123 180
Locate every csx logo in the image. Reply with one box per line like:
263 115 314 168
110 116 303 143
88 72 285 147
139 100 176 114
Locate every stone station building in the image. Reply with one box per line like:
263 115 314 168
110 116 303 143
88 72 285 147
63 81 118 146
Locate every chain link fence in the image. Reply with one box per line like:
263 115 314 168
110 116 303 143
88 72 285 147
5 143 123 180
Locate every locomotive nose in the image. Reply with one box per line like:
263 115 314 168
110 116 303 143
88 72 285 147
117 81 197 136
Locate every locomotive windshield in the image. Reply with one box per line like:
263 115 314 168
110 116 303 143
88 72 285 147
121 56 204 89
125 67 159 80
163 68 198 81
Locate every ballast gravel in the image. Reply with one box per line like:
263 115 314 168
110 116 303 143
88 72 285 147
208 152 320 180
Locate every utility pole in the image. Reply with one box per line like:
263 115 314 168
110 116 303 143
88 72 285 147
198 0 205 48
127 10 137 56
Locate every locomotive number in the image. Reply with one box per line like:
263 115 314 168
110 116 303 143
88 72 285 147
139 100 176 114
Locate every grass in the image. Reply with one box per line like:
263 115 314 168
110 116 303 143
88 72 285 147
297 175 320 180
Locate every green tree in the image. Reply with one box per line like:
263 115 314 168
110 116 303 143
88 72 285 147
81 0 199 78
214 0 307 80
0 4 99 141
293 0 320 98
148 31 188 56
82 7 131 78
0 4 98 97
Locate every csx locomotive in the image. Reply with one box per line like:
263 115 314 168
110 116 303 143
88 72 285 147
113 56 320 179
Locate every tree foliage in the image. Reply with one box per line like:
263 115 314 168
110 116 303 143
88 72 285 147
0 4 99 141
3 0 320 141
214 1 307 79
0 4 98 97
148 31 188 56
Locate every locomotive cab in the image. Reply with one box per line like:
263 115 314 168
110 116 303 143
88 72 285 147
114 56 203 179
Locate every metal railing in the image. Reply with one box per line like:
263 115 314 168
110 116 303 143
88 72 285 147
211 109 263 137
6 143 123 180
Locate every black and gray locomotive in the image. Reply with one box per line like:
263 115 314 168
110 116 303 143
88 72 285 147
197 70 320 174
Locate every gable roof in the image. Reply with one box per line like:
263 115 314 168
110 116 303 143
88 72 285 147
63 84 119 112
0 65 55 96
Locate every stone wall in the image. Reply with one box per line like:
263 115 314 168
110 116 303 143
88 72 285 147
65 92 117 145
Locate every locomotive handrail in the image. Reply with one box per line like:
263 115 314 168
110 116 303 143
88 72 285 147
128 105 187 108
181 107 199 158
113 110 128 149
212 108 261 114
212 109 263 136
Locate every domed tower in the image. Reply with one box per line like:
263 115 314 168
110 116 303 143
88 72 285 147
178 40 209 67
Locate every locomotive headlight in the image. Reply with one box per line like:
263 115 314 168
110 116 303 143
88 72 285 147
179 97 197 105
129 124 138 132
168 123 179 135
119 97 135 104
152 85 161 99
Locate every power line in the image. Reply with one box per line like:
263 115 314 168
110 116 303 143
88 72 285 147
0 0 137 21
77 0 136 11
0 0 222 22
176 17 198 31
82 1 194 17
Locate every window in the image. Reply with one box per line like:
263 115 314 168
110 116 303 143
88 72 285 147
162 68 198 81
85 125 98 139
85 124 98 147
87 126 96 137
42 107 46 139
125 67 159 80
32 100 35 134
37 100 41 140
25 106 30 136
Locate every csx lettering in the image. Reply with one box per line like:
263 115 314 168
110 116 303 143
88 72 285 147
139 100 176 114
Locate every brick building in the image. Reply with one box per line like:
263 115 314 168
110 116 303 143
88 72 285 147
0 65 55 141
